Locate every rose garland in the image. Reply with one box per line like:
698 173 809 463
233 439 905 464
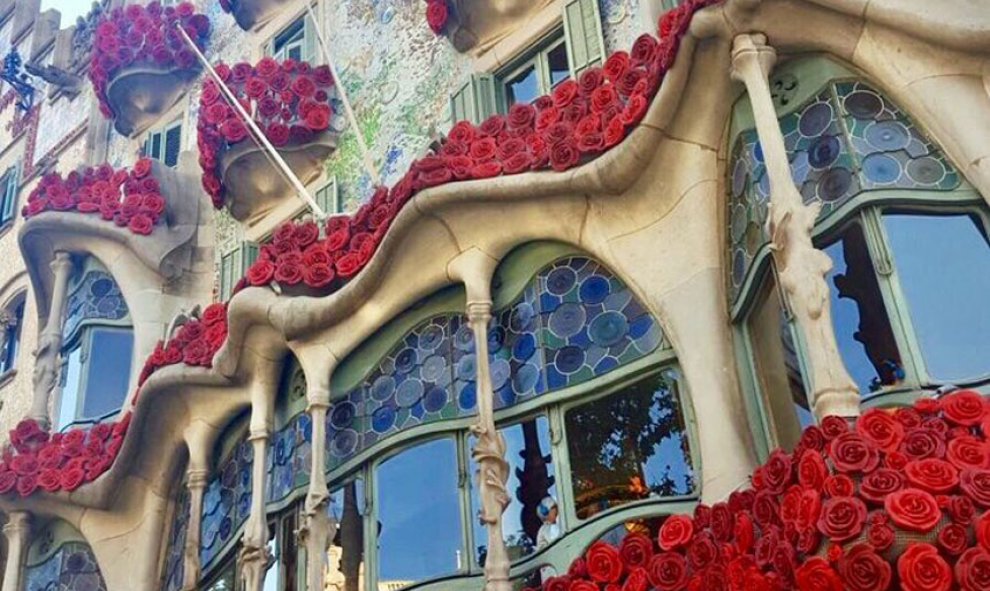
241 1 716 294
540 390 990 591
22 159 166 236
197 57 336 208
89 2 211 120
425 0 450 35
138 302 229 385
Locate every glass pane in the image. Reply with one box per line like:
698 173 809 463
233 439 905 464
505 65 539 106
546 43 570 88
204 564 235 591
327 480 366 591
263 524 279 591
58 346 83 430
376 438 463 586
746 273 812 450
565 370 694 521
470 416 556 565
274 19 305 53
884 213 990 382
288 44 303 62
823 222 904 394
81 328 134 420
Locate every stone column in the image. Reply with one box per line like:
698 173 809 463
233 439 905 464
299 381 337 591
181 468 209 590
467 301 511 591
30 251 73 427
730 33 860 419
240 375 275 591
2 511 30 591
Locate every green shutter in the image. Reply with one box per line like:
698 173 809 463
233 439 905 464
241 242 259 272
315 177 338 214
303 13 319 64
449 74 496 125
219 242 259 300
220 251 234 301
2 166 19 225
164 124 182 167
148 130 163 161
563 0 606 78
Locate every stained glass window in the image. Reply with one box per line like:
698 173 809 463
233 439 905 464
267 412 312 504
727 79 963 302
201 438 253 571
23 542 108 591
63 269 130 345
163 488 191 591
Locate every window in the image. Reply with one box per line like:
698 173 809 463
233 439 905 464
219 242 259 301
315 176 340 215
0 293 25 376
0 165 19 227
268 14 317 64
145 120 182 168
375 438 464 586
203 561 236 591
498 33 570 108
262 510 301 591
326 480 366 591
564 369 694 521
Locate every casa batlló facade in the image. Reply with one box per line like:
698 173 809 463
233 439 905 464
0 0 988 590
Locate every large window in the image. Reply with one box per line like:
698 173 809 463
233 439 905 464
145 119 182 168
0 292 25 376
497 31 570 109
267 14 317 64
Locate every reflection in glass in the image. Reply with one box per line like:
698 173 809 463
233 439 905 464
597 516 668 546
82 328 134 419
745 273 813 450
883 213 990 382
204 563 235 591
547 43 570 88
327 480 366 591
263 526 279 591
565 370 694 520
376 438 463 586
58 346 83 430
470 416 555 565
505 66 539 106
823 222 903 393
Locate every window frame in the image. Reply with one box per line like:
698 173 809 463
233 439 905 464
0 164 20 228
145 118 183 168
0 292 25 377
56 324 135 431
495 27 568 114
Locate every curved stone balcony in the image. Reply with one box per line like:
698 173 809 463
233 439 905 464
445 0 555 53
222 0 295 31
105 65 201 137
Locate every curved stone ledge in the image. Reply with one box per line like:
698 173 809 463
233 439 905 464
226 0 296 31
219 130 337 222
443 0 555 54
105 64 201 137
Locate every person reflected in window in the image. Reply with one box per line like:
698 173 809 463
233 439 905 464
535 496 560 549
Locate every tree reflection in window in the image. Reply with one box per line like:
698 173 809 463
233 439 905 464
326 480 366 591
469 416 556 566
203 561 235 591
565 369 694 521
375 438 464 587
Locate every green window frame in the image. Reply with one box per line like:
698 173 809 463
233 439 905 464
145 119 183 168
266 12 318 64
315 176 340 215
0 164 20 227
219 242 259 301
494 30 570 113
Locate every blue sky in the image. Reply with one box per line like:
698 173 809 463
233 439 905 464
41 0 92 24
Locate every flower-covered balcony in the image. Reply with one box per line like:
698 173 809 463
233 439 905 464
197 57 338 220
219 0 294 31
89 2 211 137
426 0 556 53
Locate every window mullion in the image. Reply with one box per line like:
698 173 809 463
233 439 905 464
456 430 473 575
546 404 572 535
363 462 377 591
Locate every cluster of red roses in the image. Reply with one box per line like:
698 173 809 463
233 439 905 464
138 302 229 386
244 202 389 291
0 414 132 497
425 0 449 35
197 57 336 208
542 390 990 591
22 159 166 236
89 2 211 119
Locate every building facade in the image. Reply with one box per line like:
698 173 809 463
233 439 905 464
0 0 987 590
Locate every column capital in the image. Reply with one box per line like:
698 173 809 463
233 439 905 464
49 250 73 275
187 468 210 488
730 33 776 83
2 511 30 536
247 428 270 442
466 300 493 324
305 385 331 408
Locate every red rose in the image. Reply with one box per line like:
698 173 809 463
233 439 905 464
246 259 275 286
622 567 649 591
38 469 61 492
0 470 15 494
292 75 317 98
221 119 249 143
956 548 990 591
256 56 279 79
274 255 303 285
133 157 153 179
618 533 653 568
829 432 880 474
795 557 843 591
817 496 866 542
335 253 363 279
658 514 693 551
10 454 39 476
586 541 623 583
293 220 320 248
535 107 561 131
859 468 905 503
797 449 828 490
604 117 627 148
856 408 906 451
885 488 942 532
502 152 532 174
867 522 894 552
897 543 951 591
202 303 226 327
182 338 209 366
231 62 253 83
617 68 646 97
17 474 38 497
621 94 649 125
631 34 659 67
961 469 990 506
604 51 631 83
735 512 755 553
824 474 855 496
591 85 619 113
948 436 989 470
762 449 794 494
821 415 850 439
205 324 227 350
837 544 890 591
245 76 268 99
426 0 449 35
978 512 990 551
448 121 476 144
549 139 580 171
480 114 507 137
941 390 986 426
901 428 946 460
302 264 335 289
647 552 687 591
471 161 502 179
128 213 154 235
937 523 968 556
552 80 580 108
60 467 86 491
904 459 959 494
469 137 497 161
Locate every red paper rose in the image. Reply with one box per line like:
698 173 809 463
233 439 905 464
586 542 624 583
619 533 654 568
795 557 843 591
837 544 890 591
658 515 694 551
647 552 688 591
817 496 866 542
898 543 951 591
885 488 943 532
426 0 449 35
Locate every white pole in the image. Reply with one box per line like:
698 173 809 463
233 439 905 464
304 1 381 186
175 24 327 218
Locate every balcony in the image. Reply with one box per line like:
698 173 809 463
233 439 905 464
220 0 294 31
89 2 211 136
436 0 555 53
197 58 338 221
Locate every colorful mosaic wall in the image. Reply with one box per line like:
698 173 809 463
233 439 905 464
727 80 963 301
22 542 108 591
325 256 665 469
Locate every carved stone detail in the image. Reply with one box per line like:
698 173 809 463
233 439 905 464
443 0 555 54
1 511 31 591
467 301 511 591
300 392 335 591
730 34 860 419
182 468 209 591
30 251 73 428
240 431 272 591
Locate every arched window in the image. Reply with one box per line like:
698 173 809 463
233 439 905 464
23 520 107 591
0 291 25 378
56 257 134 430
729 57 990 451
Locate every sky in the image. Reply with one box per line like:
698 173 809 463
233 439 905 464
41 0 94 24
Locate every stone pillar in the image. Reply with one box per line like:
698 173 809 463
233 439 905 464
30 251 73 427
240 375 275 591
181 468 209 590
299 381 337 591
467 301 511 591
2 511 30 591
730 34 860 419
